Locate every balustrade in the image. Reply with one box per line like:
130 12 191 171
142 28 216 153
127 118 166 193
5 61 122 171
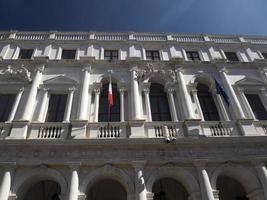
94 33 128 41
15 33 49 40
209 36 239 43
88 122 127 138
172 35 204 42
253 121 267 135
200 121 236 137
29 122 70 139
145 122 183 138
55 33 89 40
134 34 167 41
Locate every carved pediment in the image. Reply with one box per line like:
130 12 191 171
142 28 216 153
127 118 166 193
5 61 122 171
43 75 77 85
0 65 32 83
235 77 264 86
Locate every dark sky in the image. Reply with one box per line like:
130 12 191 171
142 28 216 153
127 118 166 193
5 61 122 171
0 0 267 35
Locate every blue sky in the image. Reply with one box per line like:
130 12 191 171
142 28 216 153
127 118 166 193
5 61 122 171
0 0 267 35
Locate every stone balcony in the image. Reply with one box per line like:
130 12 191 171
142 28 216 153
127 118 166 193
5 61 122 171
2 120 267 140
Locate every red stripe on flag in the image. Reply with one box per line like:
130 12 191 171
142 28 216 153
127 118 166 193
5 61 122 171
108 80 113 107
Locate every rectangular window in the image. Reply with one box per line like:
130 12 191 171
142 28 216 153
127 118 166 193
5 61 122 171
18 49 34 59
245 94 267 120
146 50 160 61
224 52 239 62
186 51 200 61
262 52 267 59
61 49 76 59
0 94 16 122
46 94 68 122
104 50 118 61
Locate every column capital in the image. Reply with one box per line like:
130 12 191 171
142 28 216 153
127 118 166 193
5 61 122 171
67 162 81 171
132 160 147 170
35 65 45 73
19 87 25 93
69 86 76 92
119 87 127 93
93 83 102 94
174 66 184 73
252 159 267 166
218 67 228 74
82 65 91 72
40 87 49 92
141 82 151 93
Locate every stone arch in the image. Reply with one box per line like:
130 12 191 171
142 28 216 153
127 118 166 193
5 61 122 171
210 163 262 193
11 166 68 199
146 166 200 195
190 74 214 90
79 164 134 195
98 73 123 85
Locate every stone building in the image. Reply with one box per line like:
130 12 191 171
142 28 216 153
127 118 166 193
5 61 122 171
0 31 267 200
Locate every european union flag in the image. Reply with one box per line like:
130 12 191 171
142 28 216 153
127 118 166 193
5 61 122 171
214 79 230 106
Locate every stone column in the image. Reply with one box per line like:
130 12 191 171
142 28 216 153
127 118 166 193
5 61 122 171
142 83 152 122
37 88 49 122
166 87 178 122
67 163 80 200
77 66 91 121
219 68 246 119
131 69 142 120
7 87 24 122
238 88 254 118
191 88 204 120
64 87 75 122
119 88 126 122
21 66 44 120
195 161 214 200
214 93 230 121
253 161 267 198
93 86 101 122
0 163 15 200
175 68 194 119
132 161 147 200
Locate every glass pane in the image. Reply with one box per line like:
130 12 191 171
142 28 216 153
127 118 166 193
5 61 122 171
18 49 33 59
245 94 267 120
98 83 120 122
61 50 76 59
46 94 68 122
0 94 16 122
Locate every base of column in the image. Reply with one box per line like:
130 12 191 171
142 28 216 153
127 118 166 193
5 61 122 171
70 120 88 139
184 119 202 137
129 120 146 138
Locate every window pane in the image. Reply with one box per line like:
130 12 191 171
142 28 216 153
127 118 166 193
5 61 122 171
186 51 200 61
0 94 16 122
225 52 239 61
262 53 267 59
18 49 33 59
46 94 68 122
146 51 160 61
61 50 76 59
197 84 220 121
149 83 171 121
98 83 120 122
245 94 267 120
104 50 118 61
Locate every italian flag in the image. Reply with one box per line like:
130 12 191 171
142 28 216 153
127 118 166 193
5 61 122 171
108 79 113 107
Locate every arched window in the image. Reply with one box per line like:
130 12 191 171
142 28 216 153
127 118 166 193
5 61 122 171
98 82 120 122
197 83 220 121
149 83 171 121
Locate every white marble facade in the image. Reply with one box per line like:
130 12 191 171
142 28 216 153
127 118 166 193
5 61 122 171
0 31 267 200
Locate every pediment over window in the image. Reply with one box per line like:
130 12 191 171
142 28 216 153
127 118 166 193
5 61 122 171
235 77 264 86
43 76 77 85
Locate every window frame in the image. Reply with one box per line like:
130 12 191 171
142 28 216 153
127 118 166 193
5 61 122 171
224 51 239 62
61 49 77 60
145 50 161 61
185 50 201 61
18 49 34 59
104 50 119 61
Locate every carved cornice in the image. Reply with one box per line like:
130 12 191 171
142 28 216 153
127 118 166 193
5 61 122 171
0 65 32 83
134 63 176 83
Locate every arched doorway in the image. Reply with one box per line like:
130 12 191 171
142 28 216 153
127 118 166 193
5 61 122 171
217 176 248 200
21 180 61 200
152 178 188 200
87 179 127 200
